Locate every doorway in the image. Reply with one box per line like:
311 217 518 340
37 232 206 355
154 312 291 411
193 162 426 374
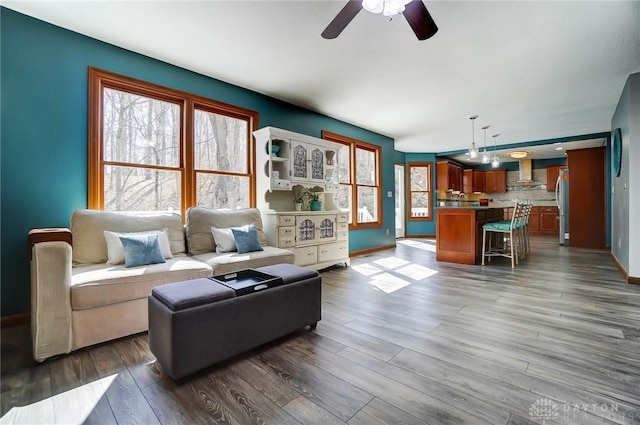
395 163 405 238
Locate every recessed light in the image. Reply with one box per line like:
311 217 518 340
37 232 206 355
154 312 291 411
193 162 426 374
553 142 561 145
555 147 563 150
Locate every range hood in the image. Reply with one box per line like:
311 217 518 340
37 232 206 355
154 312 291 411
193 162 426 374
510 159 546 189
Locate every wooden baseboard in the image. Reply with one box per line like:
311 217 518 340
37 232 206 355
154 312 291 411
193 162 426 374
1 312 30 328
610 252 640 284
404 234 435 239
350 243 396 257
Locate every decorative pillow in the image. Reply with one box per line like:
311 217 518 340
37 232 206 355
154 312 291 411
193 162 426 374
231 224 264 254
119 234 166 268
104 228 172 265
211 227 237 254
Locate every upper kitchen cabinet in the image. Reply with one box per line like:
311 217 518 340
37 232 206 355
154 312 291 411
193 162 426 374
484 169 507 193
437 161 462 191
546 165 567 192
463 169 485 193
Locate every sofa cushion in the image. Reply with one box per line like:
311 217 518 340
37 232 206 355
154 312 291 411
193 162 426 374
70 256 212 310
186 207 268 255
192 246 294 275
71 210 185 265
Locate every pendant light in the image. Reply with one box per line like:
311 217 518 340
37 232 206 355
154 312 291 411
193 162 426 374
468 115 478 159
481 125 490 164
491 133 501 168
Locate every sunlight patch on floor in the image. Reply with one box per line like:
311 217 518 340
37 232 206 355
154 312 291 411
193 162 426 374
0 373 118 425
369 272 412 293
397 239 436 252
351 263 384 276
396 263 438 281
373 256 410 270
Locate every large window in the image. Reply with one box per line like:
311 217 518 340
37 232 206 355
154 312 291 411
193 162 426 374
322 131 382 228
408 162 433 220
89 68 257 215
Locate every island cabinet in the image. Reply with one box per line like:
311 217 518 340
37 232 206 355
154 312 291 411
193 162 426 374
484 169 507 193
437 161 462 191
436 207 504 265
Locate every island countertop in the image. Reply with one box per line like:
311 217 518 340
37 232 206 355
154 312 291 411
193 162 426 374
436 207 504 265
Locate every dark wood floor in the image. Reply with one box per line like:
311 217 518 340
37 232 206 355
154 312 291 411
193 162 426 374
2 237 640 425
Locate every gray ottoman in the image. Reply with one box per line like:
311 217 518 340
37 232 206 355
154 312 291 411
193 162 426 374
148 264 321 380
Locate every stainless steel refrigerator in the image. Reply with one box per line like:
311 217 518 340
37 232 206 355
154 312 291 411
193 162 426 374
555 168 570 245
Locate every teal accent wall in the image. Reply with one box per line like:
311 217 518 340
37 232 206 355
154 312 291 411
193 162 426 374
404 153 437 236
0 8 395 316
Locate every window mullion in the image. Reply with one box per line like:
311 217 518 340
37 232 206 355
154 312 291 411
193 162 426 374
184 99 194 217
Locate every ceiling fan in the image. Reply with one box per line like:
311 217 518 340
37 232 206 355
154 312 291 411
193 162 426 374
321 0 438 41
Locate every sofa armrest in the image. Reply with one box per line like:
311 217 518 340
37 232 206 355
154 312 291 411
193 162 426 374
30 239 73 361
28 228 72 260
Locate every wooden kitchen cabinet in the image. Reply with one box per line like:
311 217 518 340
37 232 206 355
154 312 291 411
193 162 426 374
463 169 485 193
546 165 566 192
484 169 506 193
437 161 462 191
503 205 558 235
539 206 559 233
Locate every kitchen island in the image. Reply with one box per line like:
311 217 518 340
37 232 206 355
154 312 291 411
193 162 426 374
436 207 505 265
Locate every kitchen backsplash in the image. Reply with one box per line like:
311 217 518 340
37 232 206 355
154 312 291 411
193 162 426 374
439 169 557 207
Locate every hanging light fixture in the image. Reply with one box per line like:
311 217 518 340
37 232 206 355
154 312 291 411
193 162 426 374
481 125 490 164
468 115 478 159
491 133 501 168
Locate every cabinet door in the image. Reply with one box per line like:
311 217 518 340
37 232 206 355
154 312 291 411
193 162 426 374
528 207 540 232
463 169 473 194
295 217 316 245
474 171 485 192
546 165 566 192
291 141 309 181
485 171 496 192
494 170 506 192
436 162 449 191
317 216 337 242
539 207 559 233
309 145 325 183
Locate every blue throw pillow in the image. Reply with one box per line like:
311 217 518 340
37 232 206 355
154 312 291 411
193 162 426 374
119 234 166 268
231 224 264 254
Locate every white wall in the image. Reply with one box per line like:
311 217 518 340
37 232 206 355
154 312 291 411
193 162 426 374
611 72 639 278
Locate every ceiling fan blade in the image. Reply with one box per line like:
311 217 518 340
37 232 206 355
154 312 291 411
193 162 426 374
403 1 438 41
321 0 363 39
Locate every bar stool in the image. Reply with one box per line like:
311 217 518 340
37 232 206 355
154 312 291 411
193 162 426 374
482 200 523 268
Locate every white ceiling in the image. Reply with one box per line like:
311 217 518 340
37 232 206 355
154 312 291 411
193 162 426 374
4 1 639 154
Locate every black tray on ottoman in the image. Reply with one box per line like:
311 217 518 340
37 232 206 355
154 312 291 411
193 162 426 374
209 269 283 296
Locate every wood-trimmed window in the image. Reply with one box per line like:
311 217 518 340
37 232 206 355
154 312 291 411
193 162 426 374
321 131 382 229
88 67 258 216
408 162 433 221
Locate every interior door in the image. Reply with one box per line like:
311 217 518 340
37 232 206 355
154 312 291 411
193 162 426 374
395 164 405 238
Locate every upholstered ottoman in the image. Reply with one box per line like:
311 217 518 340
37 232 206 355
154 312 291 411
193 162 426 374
148 264 321 380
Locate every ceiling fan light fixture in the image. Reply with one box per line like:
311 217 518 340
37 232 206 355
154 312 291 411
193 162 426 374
362 0 383 14
383 0 405 16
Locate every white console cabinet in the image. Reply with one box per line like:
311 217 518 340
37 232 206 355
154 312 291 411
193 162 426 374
254 127 350 270
261 211 349 270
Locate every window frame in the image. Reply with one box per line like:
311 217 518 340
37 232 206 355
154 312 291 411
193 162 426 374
407 162 433 222
321 130 382 229
88 67 258 216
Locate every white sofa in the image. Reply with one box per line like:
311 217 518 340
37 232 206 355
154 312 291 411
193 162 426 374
30 207 294 362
